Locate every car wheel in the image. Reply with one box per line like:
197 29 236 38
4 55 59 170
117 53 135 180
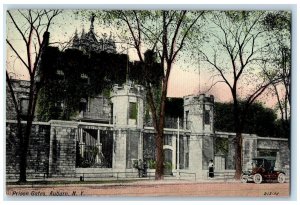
277 173 285 183
253 173 262 184
240 174 248 183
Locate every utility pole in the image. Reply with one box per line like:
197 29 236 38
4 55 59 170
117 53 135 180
177 117 180 179
198 52 201 95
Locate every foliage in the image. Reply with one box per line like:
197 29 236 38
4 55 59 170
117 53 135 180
37 47 128 121
146 160 172 170
165 98 183 118
148 159 156 169
261 11 291 144
214 101 277 137
37 47 165 121
164 161 172 170
130 50 163 87
215 137 228 155
274 119 290 139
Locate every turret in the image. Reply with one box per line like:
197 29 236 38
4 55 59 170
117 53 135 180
183 94 214 134
110 83 145 129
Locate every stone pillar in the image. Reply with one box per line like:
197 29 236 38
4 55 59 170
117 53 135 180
138 130 143 160
48 120 78 177
227 135 235 170
183 135 188 169
202 134 214 171
172 134 177 172
275 151 282 170
189 135 203 177
79 128 85 158
242 134 258 170
112 129 127 175
96 129 102 164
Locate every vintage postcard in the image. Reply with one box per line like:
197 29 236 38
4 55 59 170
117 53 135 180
4 5 293 199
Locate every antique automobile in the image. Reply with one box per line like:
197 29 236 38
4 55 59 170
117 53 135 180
240 156 286 184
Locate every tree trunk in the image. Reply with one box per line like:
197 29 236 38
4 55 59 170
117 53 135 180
234 132 243 179
155 131 164 180
17 31 48 183
17 123 27 183
232 91 243 180
18 145 27 182
154 68 169 180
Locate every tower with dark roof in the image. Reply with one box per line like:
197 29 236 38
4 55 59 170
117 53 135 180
71 15 116 54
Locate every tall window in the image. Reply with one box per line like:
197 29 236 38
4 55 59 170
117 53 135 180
79 98 88 112
204 110 210 125
129 102 137 120
185 110 189 129
110 103 114 124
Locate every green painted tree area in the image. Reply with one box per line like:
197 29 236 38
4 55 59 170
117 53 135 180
37 47 128 121
214 101 289 138
37 47 163 121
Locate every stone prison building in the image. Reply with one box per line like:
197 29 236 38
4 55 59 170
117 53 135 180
6 82 290 180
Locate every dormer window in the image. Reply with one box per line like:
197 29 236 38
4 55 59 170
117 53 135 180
80 73 90 84
56 70 64 76
81 73 88 79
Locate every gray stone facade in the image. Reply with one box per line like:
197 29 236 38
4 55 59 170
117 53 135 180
6 121 50 179
6 83 290 180
48 121 77 177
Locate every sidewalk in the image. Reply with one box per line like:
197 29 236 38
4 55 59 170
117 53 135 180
6 176 241 188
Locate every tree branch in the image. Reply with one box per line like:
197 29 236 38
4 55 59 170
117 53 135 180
6 39 30 70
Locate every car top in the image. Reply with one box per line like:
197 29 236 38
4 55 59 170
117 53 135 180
252 156 276 161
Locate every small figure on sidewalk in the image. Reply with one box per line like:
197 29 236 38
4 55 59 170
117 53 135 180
208 159 214 178
138 159 143 178
142 161 148 177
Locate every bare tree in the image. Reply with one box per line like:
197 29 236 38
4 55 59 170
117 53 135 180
6 9 61 182
96 10 205 180
199 11 281 179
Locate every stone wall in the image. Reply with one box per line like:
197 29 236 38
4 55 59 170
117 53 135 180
89 96 104 114
6 80 30 120
241 135 290 171
6 119 290 179
88 95 111 117
126 130 140 168
226 135 236 169
257 138 290 170
6 121 50 179
188 135 202 173
48 120 77 177
202 134 214 170
112 129 127 174
242 135 258 169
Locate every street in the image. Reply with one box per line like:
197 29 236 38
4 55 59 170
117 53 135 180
6 181 289 197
